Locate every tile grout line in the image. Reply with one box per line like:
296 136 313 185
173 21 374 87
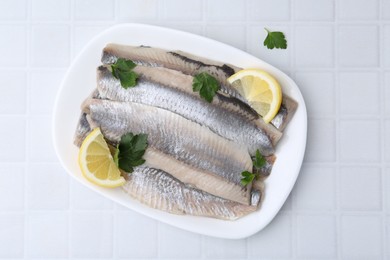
1 19 389 25
289 0 297 258
23 0 33 257
379 0 387 258
333 0 342 258
68 0 75 257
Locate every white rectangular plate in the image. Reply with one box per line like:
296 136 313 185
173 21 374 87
52 23 307 239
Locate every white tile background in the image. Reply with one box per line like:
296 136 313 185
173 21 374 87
0 0 389 258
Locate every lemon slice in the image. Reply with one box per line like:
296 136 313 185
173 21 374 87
227 69 282 123
78 128 125 188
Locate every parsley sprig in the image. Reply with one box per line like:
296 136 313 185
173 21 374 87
264 28 287 50
192 72 219 103
114 132 148 173
240 150 266 186
111 58 139 89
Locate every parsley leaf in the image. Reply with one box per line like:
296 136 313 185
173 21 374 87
192 72 219 103
111 58 139 89
241 171 256 186
115 132 148 173
263 28 287 50
253 149 266 169
240 150 266 186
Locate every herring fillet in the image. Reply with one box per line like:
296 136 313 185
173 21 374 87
123 166 259 220
73 112 91 147
270 95 298 131
97 65 282 156
101 43 297 131
83 99 253 205
102 43 244 101
73 89 102 147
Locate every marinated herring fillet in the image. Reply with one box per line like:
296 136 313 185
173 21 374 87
97 65 282 156
83 99 253 205
101 44 297 131
73 112 91 147
123 166 260 220
73 89 103 147
102 43 244 101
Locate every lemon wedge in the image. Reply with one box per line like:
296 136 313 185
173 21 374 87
78 128 126 188
227 69 282 123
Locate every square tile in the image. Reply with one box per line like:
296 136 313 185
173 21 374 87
248 214 292 258
294 0 334 21
115 211 157 258
294 72 335 117
31 25 70 67
26 212 68 258
385 120 390 162
71 179 113 210
30 70 65 114
297 215 336 258
27 164 69 210
341 215 382 258
387 215 390 257
293 165 335 210
340 166 382 210
338 25 379 67
71 212 113 258
0 71 26 114
206 0 245 21
387 168 390 211
0 25 26 67
339 72 380 115
384 0 390 19
305 119 336 162
74 0 114 20
295 26 334 67
32 0 70 20
0 0 27 19
205 236 246 259
0 165 24 210
0 118 25 162
117 0 158 20
384 26 390 67
163 0 203 20
247 25 290 69
339 120 380 162
339 0 379 20
73 25 108 57
160 224 201 258
0 214 24 258
280 193 293 211
161 24 203 36
206 25 246 51
248 0 290 20
29 116 58 162
386 72 390 114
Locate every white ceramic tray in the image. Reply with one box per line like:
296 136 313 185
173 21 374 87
52 23 307 239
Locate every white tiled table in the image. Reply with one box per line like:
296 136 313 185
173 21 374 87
0 0 389 259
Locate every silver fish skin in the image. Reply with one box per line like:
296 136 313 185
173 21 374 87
270 95 298 131
101 44 244 101
123 166 260 220
73 89 102 147
73 112 91 147
83 99 253 205
101 44 297 131
97 65 282 156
